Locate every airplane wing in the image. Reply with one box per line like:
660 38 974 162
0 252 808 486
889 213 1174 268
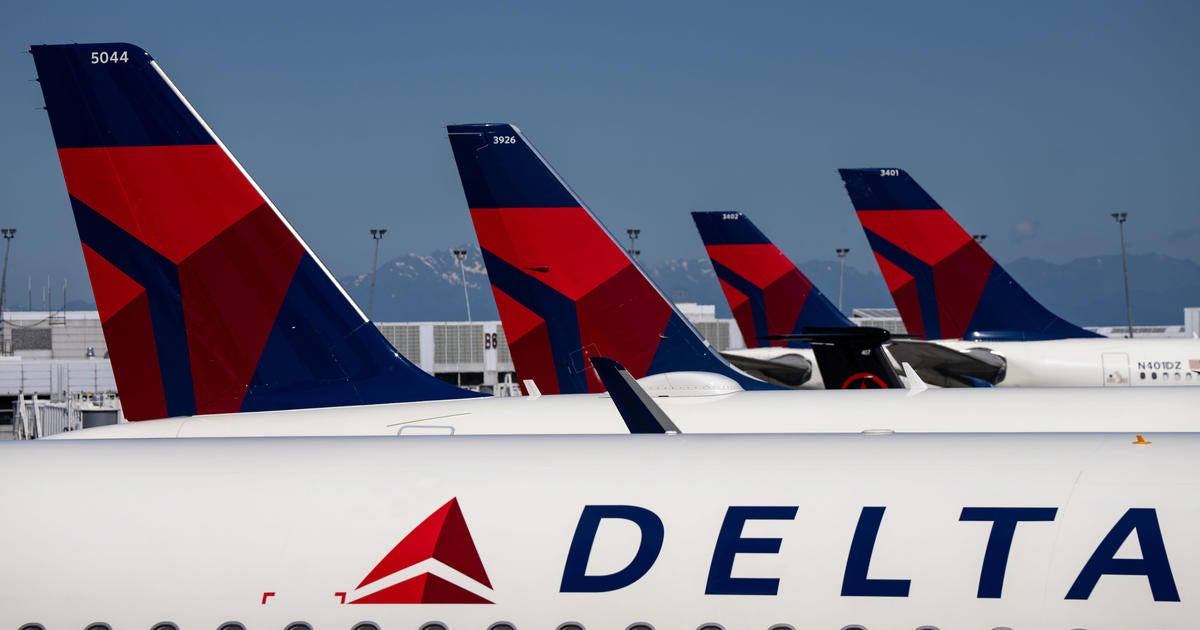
887 339 1006 388
719 351 813 388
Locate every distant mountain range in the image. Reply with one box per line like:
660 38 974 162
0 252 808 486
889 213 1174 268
340 247 1200 328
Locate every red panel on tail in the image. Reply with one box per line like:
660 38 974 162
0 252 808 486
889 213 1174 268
575 264 674 388
716 277 755 347
83 243 145 324
492 287 559 395
705 244 796 289
875 255 924 339
58 145 264 263
857 210 972 267
179 204 306 414
470 207 629 300
932 244 995 340
83 246 167 420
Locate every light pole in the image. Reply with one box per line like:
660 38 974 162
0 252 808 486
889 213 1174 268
368 228 387 321
835 247 849 311
0 228 14 355
972 233 987 244
626 228 641 261
1112 212 1133 338
452 248 472 321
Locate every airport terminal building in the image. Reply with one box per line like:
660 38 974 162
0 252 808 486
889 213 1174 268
2 305 1197 432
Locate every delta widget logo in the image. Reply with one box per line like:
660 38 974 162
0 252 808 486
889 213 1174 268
346 498 494 604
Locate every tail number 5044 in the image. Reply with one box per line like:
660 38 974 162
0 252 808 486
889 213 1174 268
91 50 129 64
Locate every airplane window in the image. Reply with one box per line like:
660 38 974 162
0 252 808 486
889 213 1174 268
151 624 178 630
217 624 245 630
284 623 312 630
1139 371 1146 379
1162 372 1169 380
769 626 797 630
353 624 381 630
1175 372 1182 381
556 624 585 630
420 623 449 630
992 627 1015 630
85 625 112 630
1151 372 1158 380
697 624 726 630
626 624 654 630
839 626 867 630
488 623 517 630
18 625 45 630
916 626 941 630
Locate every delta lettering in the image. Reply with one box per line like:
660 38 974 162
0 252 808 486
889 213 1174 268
560 505 1179 602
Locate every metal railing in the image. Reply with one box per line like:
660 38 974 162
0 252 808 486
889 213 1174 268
12 391 119 439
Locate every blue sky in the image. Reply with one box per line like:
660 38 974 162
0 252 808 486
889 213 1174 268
2 1 1198 308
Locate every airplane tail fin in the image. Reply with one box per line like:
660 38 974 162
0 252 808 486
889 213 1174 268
446 123 774 394
31 43 481 420
691 211 852 348
838 168 1099 341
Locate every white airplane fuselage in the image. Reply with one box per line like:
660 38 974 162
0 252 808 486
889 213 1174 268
729 337 1200 389
2 433 1195 629
937 337 1200 387
50 384 1200 438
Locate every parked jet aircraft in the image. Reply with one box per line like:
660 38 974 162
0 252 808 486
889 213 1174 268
447 125 903 391
31 43 1200 442
692 210 908 389
17 41 1200 629
446 123 781 394
839 167 1200 387
3 432 1197 628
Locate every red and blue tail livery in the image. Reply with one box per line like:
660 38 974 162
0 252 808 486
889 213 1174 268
447 124 775 394
31 43 480 420
839 168 1100 341
691 211 852 348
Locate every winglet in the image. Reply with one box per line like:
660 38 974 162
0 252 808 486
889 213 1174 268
900 362 928 394
590 357 680 435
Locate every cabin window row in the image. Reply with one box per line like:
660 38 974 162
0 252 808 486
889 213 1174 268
19 622 1026 630
1138 370 1194 381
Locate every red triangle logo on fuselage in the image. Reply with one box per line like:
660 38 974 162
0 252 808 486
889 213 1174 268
349 498 493 604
